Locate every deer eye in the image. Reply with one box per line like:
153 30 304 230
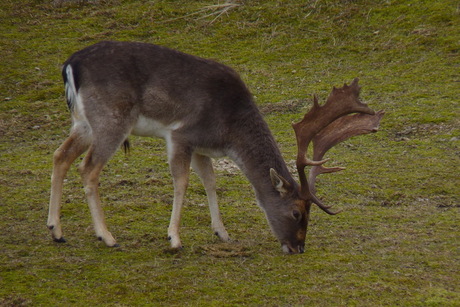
292 210 302 222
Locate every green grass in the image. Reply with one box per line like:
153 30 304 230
1 0 459 305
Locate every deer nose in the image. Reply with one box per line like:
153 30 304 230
298 244 305 254
282 243 305 254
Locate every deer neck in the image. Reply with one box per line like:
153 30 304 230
227 113 296 206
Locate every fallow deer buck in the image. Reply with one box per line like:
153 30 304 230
48 41 383 254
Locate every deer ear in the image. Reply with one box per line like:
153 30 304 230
270 168 291 198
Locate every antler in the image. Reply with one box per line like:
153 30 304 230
309 110 385 192
292 78 383 214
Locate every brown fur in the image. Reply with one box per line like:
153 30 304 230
48 41 308 253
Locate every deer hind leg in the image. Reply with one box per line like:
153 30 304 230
48 123 91 242
191 153 230 242
78 130 129 247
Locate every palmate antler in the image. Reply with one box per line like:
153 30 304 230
292 78 384 214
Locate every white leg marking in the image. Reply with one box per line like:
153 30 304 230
48 124 91 242
79 159 117 247
167 175 188 249
166 137 191 249
191 153 230 242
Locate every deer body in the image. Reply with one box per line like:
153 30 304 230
49 41 382 254
48 41 304 252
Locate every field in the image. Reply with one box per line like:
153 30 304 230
1 0 459 305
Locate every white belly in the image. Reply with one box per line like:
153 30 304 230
131 115 183 138
131 115 227 159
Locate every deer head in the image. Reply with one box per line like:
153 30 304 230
274 78 384 254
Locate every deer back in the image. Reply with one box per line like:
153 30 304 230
63 41 263 152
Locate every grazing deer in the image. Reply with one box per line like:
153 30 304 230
48 41 383 254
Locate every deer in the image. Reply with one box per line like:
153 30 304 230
47 41 383 254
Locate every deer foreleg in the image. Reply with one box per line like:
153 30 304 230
167 143 192 249
191 153 229 242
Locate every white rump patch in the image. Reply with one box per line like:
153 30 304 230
65 65 78 110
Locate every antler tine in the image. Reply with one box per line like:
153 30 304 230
309 110 385 193
292 79 381 214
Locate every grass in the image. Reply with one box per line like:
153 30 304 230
1 0 459 305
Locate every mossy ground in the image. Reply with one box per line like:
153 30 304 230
1 0 459 305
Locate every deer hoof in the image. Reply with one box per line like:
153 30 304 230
214 228 230 242
96 234 118 247
215 231 231 242
167 236 183 249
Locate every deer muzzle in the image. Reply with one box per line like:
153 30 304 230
282 243 305 254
